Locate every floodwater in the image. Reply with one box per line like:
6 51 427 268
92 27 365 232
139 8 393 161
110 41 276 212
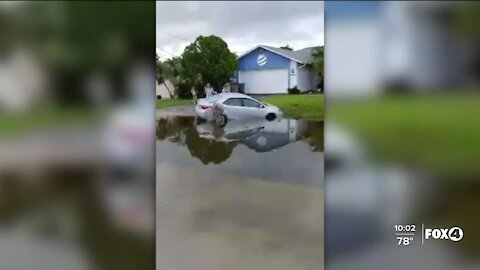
156 116 324 270
324 124 480 270
0 126 155 270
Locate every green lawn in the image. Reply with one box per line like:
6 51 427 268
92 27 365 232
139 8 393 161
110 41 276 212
0 107 101 138
262 94 324 120
329 93 480 181
156 99 194 109
156 94 324 120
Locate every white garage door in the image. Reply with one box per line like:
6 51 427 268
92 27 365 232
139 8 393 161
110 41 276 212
238 69 288 94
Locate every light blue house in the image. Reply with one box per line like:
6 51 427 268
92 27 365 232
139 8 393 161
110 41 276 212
236 45 320 94
326 1 464 97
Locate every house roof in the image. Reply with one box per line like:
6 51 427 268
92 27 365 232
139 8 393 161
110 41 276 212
238 45 321 64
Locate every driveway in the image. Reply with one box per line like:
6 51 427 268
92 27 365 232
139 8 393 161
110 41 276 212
156 104 195 119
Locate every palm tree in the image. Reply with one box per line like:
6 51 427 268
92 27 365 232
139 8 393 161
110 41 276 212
312 46 324 77
156 55 174 98
279 45 293 51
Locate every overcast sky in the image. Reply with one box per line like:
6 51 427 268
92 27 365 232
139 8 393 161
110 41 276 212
156 1 324 59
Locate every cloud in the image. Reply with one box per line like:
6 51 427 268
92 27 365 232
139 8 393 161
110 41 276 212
156 1 324 58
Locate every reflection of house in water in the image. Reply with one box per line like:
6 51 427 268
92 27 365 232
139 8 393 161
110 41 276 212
157 116 324 186
242 119 299 152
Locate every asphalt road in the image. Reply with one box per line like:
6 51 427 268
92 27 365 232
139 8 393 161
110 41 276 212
156 104 195 118
0 125 104 172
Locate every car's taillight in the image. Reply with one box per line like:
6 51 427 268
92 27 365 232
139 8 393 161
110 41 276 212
200 105 211 110
120 128 148 142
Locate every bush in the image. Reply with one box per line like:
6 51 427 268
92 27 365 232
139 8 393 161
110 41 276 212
307 89 319 94
316 80 324 92
176 81 212 99
288 86 300 94
176 82 193 99
194 83 205 98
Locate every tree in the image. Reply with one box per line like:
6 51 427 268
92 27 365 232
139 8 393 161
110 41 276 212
4 1 156 104
279 45 293 51
181 35 237 95
165 56 201 99
311 46 324 77
435 2 480 38
162 57 184 98
156 55 174 98
433 3 480 80
309 46 324 91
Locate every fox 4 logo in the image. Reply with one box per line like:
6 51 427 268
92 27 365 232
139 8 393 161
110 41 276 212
425 227 464 242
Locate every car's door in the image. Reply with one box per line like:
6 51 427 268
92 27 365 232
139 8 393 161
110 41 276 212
221 98 246 119
241 98 265 118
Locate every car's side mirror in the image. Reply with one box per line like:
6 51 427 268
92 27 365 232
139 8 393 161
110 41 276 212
260 105 265 108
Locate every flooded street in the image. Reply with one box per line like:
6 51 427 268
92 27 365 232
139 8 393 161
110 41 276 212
0 124 155 270
324 124 480 270
156 116 324 270
0 167 155 270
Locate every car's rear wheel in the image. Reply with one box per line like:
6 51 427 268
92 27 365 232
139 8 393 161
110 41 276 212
266 113 276 121
216 114 228 127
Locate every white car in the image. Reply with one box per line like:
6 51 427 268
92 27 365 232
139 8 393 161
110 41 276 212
103 92 155 172
194 93 282 125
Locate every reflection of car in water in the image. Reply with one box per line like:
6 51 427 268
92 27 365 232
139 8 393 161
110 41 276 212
103 88 155 172
196 117 301 152
102 97 155 234
101 63 155 236
194 93 282 126
101 93 155 235
98 169 154 236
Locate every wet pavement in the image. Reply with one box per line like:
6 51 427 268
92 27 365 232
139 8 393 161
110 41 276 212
156 105 195 118
156 116 324 270
0 121 155 270
324 124 480 270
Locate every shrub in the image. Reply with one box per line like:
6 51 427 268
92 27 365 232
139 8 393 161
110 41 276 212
176 82 193 99
288 86 300 94
194 83 205 98
316 80 324 92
